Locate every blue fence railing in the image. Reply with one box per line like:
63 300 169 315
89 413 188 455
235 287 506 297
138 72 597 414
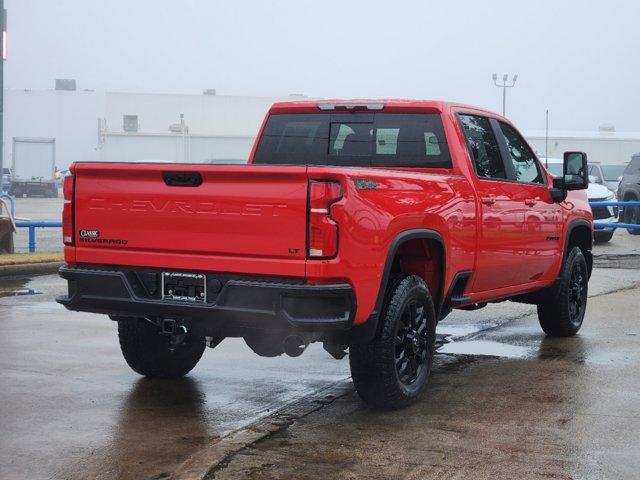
14 220 62 253
590 200 640 230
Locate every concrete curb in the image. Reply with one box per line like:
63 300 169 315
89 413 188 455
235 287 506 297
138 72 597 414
0 261 63 278
174 380 354 480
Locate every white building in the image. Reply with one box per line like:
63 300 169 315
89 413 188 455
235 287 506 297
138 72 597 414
4 88 105 167
4 88 640 169
527 130 640 165
4 88 294 168
99 92 291 164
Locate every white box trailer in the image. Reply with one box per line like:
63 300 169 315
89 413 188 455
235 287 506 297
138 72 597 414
10 137 58 197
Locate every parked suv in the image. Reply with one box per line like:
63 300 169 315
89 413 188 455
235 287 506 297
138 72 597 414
618 153 640 235
57 100 593 409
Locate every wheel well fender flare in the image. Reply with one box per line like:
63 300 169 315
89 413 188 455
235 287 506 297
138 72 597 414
350 229 446 344
564 218 593 277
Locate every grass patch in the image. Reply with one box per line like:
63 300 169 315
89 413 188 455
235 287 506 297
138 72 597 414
0 251 64 266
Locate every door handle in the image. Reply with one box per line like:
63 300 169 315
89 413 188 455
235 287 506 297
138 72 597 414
481 196 496 206
524 198 538 206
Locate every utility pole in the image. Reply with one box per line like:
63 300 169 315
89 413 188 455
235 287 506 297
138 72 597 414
492 73 518 116
0 1 4 186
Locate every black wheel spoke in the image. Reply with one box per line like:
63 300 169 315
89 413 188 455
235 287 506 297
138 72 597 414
393 296 432 386
409 301 417 328
401 308 412 328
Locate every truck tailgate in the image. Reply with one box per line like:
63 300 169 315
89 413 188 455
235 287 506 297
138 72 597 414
72 163 309 276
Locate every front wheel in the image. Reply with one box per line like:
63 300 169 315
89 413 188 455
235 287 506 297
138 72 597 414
349 275 436 410
537 246 588 337
117 317 205 378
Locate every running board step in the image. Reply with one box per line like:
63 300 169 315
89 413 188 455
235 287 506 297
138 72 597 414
449 296 471 308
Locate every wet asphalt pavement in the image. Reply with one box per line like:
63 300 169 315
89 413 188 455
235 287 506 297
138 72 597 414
1 269 639 480
212 286 640 480
0 275 350 480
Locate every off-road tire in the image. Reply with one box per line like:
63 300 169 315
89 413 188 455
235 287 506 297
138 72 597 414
117 317 205 378
537 246 588 337
349 275 436 410
593 230 614 244
244 332 285 357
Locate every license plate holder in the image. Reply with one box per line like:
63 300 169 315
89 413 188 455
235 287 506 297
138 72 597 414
161 272 206 303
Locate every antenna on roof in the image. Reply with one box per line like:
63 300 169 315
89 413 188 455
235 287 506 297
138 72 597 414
545 109 549 168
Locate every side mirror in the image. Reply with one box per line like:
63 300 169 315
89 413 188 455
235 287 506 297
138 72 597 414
562 151 588 190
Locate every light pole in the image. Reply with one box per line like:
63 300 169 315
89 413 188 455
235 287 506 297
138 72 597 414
0 1 4 186
492 73 518 117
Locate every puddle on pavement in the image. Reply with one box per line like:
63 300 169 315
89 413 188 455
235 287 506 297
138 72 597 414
437 323 497 339
436 322 534 359
0 287 43 298
437 339 533 359
0 277 43 298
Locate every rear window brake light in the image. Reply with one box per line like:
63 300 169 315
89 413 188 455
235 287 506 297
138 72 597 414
317 103 384 111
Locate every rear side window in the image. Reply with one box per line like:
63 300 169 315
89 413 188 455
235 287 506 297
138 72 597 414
458 114 506 179
253 113 451 168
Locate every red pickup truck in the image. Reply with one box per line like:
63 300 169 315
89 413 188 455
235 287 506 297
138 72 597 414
57 100 593 409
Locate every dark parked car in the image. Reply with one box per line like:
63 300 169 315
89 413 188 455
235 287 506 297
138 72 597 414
617 153 640 235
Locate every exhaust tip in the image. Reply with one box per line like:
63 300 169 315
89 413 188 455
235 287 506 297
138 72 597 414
283 335 307 357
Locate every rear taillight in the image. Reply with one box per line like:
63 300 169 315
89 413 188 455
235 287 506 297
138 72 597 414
62 174 75 245
308 181 342 259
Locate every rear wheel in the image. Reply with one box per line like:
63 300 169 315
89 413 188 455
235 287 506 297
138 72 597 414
117 317 205 378
349 275 436 410
537 246 588 337
593 230 614 244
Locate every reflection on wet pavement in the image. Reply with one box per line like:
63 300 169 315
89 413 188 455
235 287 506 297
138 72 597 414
438 339 533 358
0 276 43 297
70 378 211 480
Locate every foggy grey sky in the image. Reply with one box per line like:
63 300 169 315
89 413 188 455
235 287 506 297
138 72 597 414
5 0 640 132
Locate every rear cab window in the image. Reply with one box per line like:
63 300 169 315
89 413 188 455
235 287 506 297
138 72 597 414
457 114 506 179
253 113 452 169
